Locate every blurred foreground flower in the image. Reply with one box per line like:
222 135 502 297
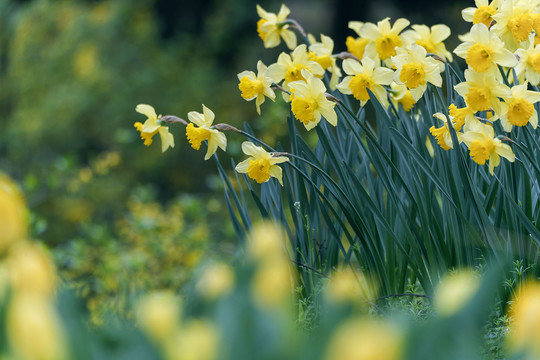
0 173 27 253
136 291 181 343
235 142 289 186
507 281 540 357
196 262 235 301
134 104 175 152
433 269 480 316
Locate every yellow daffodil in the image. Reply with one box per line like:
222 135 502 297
308 34 342 90
403 24 453 62
460 120 515 174
186 105 227 160
235 142 289 186
288 70 337 130
462 0 499 28
134 104 175 152
256 4 297 49
267 44 325 93
433 269 480 316
507 281 540 357
500 83 540 132
515 33 540 85
389 82 416 111
492 0 536 51
429 113 459 151
337 57 394 107
454 69 511 113
237 60 276 115
345 21 377 63
359 17 410 62
391 43 443 101
448 103 476 131
454 24 517 74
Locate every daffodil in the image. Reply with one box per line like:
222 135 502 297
391 43 443 101
403 24 453 61
359 17 410 62
186 105 227 160
337 57 394 107
454 24 517 74
235 142 289 186
448 103 476 131
461 120 515 174
492 0 536 51
389 82 416 111
237 60 276 115
256 4 297 49
500 83 540 132
515 33 540 85
308 34 342 90
429 113 459 151
288 69 337 130
454 69 511 114
267 44 324 93
462 0 499 28
134 104 175 152
345 21 377 62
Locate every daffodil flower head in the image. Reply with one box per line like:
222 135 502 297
403 24 453 62
392 44 443 101
448 103 476 131
454 69 511 113
389 82 416 111
186 105 227 160
500 83 540 132
308 34 342 90
359 17 410 62
267 44 325 95
515 33 540 85
237 61 276 115
256 4 297 49
462 0 499 28
337 57 394 107
492 0 536 51
288 70 337 131
134 104 175 152
429 113 458 151
460 120 515 174
235 142 289 186
454 23 517 74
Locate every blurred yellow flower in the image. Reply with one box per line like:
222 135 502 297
0 173 27 253
136 291 181 342
8 294 67 360
288 70 337 131
433 269 480 316
237 60 276 115
325 267 378 305
196 262 235 301
324 318 404 360
507 281 540 357
186 105 227 160
7 242 57 298
165 320 218 360
134 104 175 152
256 4 297 49
235 142 289 186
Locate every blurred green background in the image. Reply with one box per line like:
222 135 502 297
0 0 470 317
